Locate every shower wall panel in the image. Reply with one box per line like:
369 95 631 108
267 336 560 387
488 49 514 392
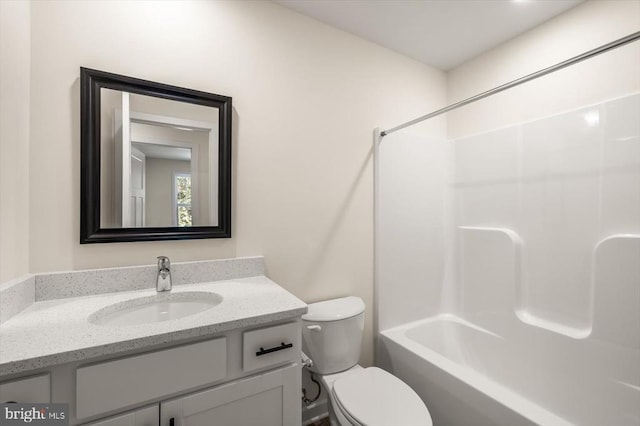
376 129 449 331
452 93 640 339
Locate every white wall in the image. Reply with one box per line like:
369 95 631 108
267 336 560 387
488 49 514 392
0 0 30 284
23 0 446 365
376 123 450 331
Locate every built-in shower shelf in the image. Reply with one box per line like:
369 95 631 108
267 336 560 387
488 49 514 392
515 310 591 339
458 227 640 341
458 226 522 242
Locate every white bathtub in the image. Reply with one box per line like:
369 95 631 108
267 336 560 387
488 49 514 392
378 314 640 426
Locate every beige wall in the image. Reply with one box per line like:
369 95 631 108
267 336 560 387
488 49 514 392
25 0 446 365
129 92 220 124
0 1 30 284
447 0 640 138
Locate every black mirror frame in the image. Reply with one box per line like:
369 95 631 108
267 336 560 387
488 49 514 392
80 67 232 243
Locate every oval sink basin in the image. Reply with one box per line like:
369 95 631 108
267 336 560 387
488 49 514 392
89 291 223 326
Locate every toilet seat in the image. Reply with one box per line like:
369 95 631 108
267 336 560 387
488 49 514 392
331 367 433 426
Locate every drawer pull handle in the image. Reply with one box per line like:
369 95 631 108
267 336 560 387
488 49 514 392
256 342 293 356
170 418 175 426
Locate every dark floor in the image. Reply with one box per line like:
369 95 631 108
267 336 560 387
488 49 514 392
308 416 330 426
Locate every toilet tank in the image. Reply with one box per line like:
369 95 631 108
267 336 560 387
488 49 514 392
301 296 365 375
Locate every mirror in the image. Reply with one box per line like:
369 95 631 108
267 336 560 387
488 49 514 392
81 68 232 243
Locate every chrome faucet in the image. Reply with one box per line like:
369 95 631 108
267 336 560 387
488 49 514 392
156 256 172 292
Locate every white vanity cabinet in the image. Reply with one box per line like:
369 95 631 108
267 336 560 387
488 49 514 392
154 322 302 426
76 338 228 420
83 363 300 426
84 406 159 426
0 319 303 426
0 373 50 403
160 363 300 426
0 273 306 426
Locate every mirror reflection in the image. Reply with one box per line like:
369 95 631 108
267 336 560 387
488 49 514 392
99 89 219 229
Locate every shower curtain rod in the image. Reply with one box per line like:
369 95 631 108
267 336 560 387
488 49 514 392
380 30 640 138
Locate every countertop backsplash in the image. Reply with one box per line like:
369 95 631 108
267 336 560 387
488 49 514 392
0 256 265 324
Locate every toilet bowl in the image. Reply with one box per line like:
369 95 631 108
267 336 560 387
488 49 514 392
322 365 432 426
302 297 432 426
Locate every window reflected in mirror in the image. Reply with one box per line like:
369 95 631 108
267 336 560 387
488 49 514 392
175 173 192 227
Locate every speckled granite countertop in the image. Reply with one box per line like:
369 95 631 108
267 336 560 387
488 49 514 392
0 276 307 377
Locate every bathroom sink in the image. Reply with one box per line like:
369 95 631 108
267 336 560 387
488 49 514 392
89 291 223 326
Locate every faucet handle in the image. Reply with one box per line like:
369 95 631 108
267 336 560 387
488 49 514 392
157 256 170 269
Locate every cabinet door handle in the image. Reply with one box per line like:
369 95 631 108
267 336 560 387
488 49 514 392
169 418 175 426
256 342 293 356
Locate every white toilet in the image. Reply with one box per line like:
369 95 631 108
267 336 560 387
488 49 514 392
302 296 433 426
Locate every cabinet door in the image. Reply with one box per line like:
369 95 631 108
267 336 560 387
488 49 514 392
160 364 300 426
0 374 50 403
83 405 158 426
76 337 226 420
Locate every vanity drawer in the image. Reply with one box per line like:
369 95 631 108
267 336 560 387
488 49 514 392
243 322 300 372
0 373 50 403
76 338 226 420
83 404 158 426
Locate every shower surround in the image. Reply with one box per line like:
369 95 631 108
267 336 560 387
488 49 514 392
375 92 640 425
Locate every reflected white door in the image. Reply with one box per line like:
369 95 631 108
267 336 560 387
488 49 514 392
130 147 146 227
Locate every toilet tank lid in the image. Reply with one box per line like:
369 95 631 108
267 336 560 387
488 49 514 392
302 297 365 322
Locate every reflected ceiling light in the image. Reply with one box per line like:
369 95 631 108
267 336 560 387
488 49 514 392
584 111 600 127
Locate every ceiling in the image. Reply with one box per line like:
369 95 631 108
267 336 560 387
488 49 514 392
132 142 192 161
273 0 584 70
